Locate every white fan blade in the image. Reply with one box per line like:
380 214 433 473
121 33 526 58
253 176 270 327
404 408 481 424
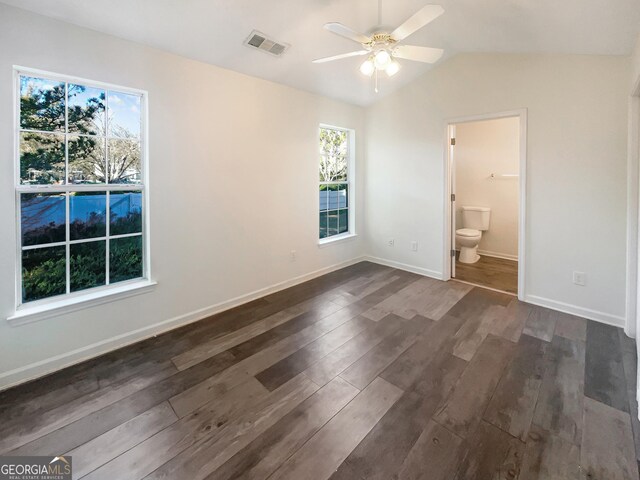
324 23 371 45
393 45 443 63
392 5 444 42
312 50 369 63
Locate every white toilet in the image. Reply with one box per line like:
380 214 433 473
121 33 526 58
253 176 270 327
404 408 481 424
456 206 491 264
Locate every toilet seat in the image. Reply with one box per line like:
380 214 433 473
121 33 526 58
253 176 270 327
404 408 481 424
456 228 481 237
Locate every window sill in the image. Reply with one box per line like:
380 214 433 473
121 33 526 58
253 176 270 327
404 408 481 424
7 280 157 327
318 233 358 248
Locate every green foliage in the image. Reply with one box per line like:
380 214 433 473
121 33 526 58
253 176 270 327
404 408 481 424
20 80 65 131
110 237 143 283
319 128 348 182
22 247 66 302
70 213 106 240
319 183 347 192
22 221 66 246
22 238 142 303
20 133 65 184
68 84 105 135
319 128 347 157
111 212 142 236
71 242 106 292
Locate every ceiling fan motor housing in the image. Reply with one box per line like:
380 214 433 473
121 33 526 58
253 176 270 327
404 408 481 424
365 33 397 48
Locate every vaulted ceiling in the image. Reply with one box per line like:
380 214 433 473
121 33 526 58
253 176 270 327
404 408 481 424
2 0 639 105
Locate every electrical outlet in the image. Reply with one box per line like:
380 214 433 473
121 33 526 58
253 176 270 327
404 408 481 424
388 239 395 247
573 271 586 286
411 241 418 252
290 250 297 262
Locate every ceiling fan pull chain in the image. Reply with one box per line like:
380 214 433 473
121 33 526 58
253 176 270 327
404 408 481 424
374 68 379 93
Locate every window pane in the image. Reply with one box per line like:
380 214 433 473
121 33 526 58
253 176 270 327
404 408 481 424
22 246 66 302
110 191 142 235
68 84 106 135
68 135 106 184
327 210 339 237
21 193 66 247
107 139 141 184
70 192 106 240
319 128 347 156
20 132 65 185
319 187 328 212
108 92 141 139
70 240 106 292
319 211 328 239
338 209 349 234
321 184 348 211
319 154 347 182
110 236 143 283
20 76 65 132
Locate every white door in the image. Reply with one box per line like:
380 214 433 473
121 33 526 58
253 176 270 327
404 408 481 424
449 124 457 278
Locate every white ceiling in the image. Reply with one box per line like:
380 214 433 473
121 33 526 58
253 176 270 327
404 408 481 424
2 0 639 105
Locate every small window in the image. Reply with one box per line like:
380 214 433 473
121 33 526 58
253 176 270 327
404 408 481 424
319 126 353 240
15 70 148 306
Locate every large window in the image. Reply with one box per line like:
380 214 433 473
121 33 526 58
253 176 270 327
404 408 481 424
319 126 353 240
15 69 147 307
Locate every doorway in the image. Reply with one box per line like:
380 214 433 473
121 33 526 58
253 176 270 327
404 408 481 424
444 110 527 299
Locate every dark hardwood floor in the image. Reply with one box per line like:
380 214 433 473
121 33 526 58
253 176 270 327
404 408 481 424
1 262 638 479
454 252 518 294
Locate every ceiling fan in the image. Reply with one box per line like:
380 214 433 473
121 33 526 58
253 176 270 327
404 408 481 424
313 3 444 86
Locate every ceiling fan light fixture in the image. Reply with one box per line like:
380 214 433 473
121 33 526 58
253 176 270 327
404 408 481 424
385 59 400 77
360 58 375 77
374 49 391 69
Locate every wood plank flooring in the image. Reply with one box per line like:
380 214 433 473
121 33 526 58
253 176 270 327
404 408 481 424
455 252 518 294
1 261 638 480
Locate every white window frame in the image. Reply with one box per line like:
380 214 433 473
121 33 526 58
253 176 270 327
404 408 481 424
9 66 154 325
318 124 356 246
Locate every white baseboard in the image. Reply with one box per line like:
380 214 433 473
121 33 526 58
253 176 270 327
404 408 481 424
477 250 519 261
363 256 625 329
524 294 625 328
0 255 366 391
363 255 444 280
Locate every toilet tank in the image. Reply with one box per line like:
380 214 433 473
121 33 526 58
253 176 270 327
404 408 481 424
462 206 491 231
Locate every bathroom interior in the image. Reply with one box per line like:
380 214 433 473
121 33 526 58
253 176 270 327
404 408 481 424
453 116 520 295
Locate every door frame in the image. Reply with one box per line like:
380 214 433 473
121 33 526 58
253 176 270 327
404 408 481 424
443 109 528 300
628 76 640 339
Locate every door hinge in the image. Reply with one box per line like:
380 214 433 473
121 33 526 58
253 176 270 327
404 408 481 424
451 249 456 257
451 193 455 202
450 137 456 146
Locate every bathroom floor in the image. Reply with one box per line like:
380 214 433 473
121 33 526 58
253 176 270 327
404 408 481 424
454 252 518 294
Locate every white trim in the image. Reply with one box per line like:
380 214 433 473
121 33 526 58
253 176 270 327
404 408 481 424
0 256 365 391
451 278 516 297
443 109 528 301
14 65 148 96
366 254 624 328
626 78 640 338
476 250 519 262
525 294 625 328
318 124 356 240
318 232 358 247
8 280 157 326
363 255 444 280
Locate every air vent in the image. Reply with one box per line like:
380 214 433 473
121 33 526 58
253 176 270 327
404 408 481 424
244 30 290 57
